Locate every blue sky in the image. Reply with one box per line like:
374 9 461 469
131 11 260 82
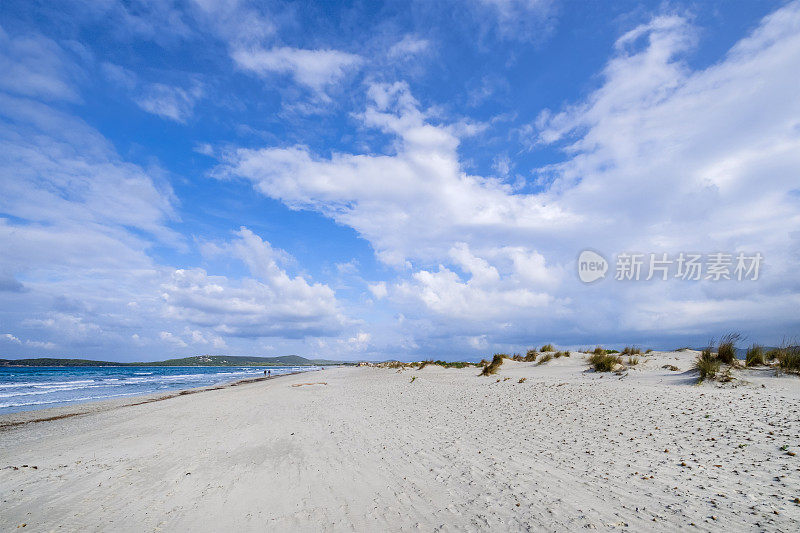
1 0 799 361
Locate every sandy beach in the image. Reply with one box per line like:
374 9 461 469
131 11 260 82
1 352 799 532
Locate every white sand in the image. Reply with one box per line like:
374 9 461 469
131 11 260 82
1 353 799 531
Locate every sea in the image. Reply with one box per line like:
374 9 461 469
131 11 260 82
0 366 318 414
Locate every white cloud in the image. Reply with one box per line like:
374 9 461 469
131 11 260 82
0 26 84 102
232 46 362 94
472 0 556 42
163 227 347 338
368 282 388 300
2 333 22 344
160 331 188 348
135 82 203 123
388 35 430 59
217 4 800 349
25 339 56 350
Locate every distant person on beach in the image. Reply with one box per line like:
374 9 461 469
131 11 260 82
264 370 266 376
268 370 271 377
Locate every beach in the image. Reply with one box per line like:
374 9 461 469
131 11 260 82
1 352 799 531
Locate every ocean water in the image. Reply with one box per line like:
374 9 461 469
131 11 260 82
0 366 318 414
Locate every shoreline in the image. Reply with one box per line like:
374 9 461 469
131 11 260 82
0 368 318 430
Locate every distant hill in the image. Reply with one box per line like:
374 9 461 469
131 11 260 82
0 355 348 367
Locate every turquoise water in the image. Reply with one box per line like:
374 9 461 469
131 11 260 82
0 366 317 414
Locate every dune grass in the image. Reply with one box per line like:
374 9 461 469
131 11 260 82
523 349 538 362
695 347 721 382
745 345 765 367
540 343 555 352
627 356 640 366
621 346 641 355
588 352 622 372
518 377 527 383
717 333 741 365
592 346 606 356
481 354 505 376
778 346 800 373
537 352 553 365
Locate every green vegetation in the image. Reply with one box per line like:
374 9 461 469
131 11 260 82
778 346 800 373
745 345 765 367
518 377 527 383
621 346 641 355
540 344 555 352
537 353 553 365
627 356 640 366
588 352 623 372
0 355 344 367
592 346 606 356
717 333 741 365
523 349 538 362
481 354 505 376
695 347 721 382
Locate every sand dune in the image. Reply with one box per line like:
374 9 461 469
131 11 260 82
1 352 799 531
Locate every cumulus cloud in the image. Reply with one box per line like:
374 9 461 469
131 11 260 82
162 228 346 338
218 4 800 350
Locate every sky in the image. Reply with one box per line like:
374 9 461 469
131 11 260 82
1 0 799 362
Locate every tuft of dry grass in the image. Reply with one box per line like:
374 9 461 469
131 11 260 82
523 349 538 362
695 347 721 382
778 346 800 373
410 376 417 383
540 343 555 352
745 345 765 367
592 346 606 356
717 333 741 365
518 377 527 383
621 346 641 355
588 352 622 372
481 353 505 376
417 360 433 370
627 356 640 366
537 352 553 365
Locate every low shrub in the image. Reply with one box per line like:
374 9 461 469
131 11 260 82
537 353 553 365
593 346 606 356
588 353 622 372
745 345 765 367
540 344 555 352
523 349 538 362
512 353 524 362
417 360 433 370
